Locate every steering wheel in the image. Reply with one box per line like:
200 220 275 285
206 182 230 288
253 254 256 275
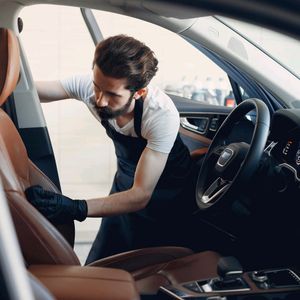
196 99 270 210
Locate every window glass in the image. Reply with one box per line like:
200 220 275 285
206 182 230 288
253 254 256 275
93 10 235 107
239 86 251 101
219 16 300 79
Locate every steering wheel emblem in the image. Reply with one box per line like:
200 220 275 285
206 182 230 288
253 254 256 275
217 148 234 167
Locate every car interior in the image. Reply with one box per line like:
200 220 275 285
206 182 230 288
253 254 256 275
0 26 221 299
0 1 300 300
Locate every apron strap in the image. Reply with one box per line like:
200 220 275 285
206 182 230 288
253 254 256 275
134 99 144 138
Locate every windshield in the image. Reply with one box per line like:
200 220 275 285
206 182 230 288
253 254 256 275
218 17 300 80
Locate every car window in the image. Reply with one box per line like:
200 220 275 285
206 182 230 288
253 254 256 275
92 10 235 107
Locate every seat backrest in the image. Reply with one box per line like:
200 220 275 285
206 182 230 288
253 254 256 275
0 28 80 266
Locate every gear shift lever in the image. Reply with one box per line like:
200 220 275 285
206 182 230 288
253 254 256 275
184 256 250 293
217 256 243 280
209 256 248 291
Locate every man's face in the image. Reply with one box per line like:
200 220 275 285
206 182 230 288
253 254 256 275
92 65 135 120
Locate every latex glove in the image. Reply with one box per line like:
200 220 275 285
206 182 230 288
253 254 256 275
25 185 87 223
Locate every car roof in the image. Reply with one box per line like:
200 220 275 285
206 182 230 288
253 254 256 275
0 0 299 40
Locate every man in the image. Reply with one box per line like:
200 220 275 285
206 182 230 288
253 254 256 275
34 35 197 264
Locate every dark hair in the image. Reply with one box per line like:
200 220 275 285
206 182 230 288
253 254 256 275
93 35 158 91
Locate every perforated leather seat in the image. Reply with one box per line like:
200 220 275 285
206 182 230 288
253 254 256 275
0 27 221 295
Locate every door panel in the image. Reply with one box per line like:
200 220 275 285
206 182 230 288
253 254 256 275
170 94 232 155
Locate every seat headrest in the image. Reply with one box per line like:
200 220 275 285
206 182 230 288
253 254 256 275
0 28 20 106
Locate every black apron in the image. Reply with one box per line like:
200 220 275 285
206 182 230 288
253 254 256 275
85 99 197 264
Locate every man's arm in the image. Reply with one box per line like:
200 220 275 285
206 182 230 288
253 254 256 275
24 148 169 221
87 147 169 217
35 81 70 103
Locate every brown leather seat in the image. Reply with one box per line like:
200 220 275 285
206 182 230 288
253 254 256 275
0 27 221 295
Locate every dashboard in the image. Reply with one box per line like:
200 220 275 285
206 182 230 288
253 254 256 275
271 128 300 178
268 109 300 180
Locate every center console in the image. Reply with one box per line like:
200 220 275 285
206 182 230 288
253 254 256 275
158 255 300 300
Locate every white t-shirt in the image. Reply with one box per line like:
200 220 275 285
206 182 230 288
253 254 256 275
61 74 180 154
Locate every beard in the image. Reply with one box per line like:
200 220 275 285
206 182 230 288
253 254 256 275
93 93 134 120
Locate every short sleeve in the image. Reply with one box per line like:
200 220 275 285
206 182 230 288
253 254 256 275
143 108 180 154
60 73 93 103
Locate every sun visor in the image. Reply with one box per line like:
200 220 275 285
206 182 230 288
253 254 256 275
108 0 202 33
143 1 208 33
142 1 211 19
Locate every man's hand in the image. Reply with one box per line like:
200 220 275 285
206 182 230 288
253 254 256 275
25 185 87 223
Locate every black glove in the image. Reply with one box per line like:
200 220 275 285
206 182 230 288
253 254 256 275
25 185 87 223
